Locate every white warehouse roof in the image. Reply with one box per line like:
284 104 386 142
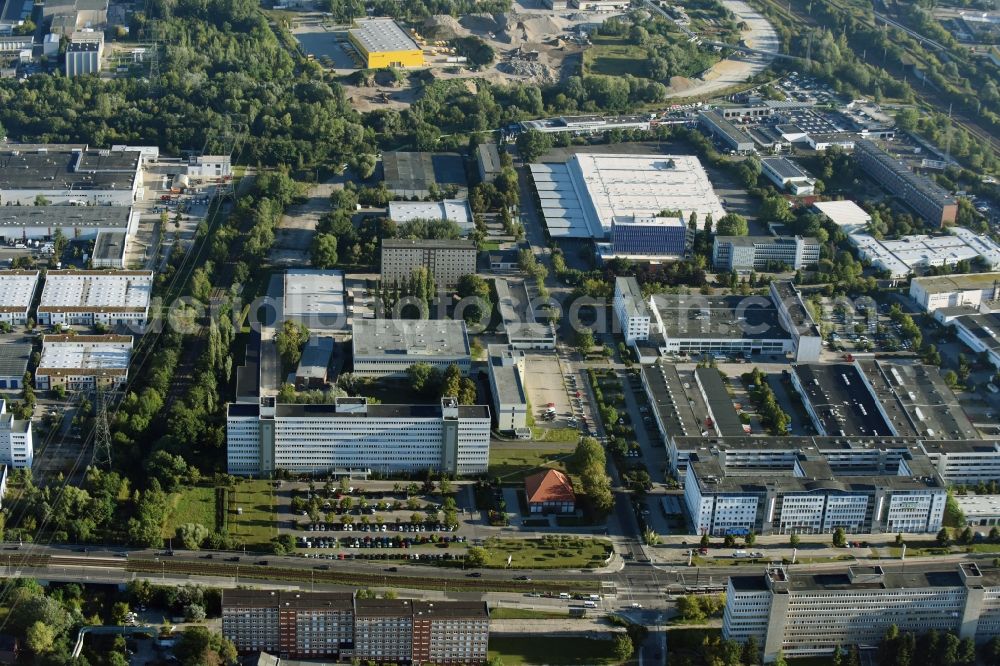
530 153 726 239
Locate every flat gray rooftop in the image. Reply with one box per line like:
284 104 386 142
642 362 709 438
652 293 790 341
352 318 469 359
0 206 133 230
92 231 127 262
488 346 527 406
0 148 140 191
0 342 30 378
859 359 977 440
793 364 894 437
694 367 744 436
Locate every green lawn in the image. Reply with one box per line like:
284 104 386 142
489 607 571 619
584 35 647 77
480 537 612 569
161 485 217 539
488 444 575 482
488 636 620 665
228 479 277 547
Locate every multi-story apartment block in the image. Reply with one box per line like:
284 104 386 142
0 400 32 469
223 592 490 664
222 590 354 659
380 238 477 288
854 139 958 227
613 276 651 343
226 397 490 477
37 270 153 329
683 445 947 536
724 563 1000 663
713 236 820 273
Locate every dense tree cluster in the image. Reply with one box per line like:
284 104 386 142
571 438 614 516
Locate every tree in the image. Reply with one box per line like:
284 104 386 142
789 533 800 548
25 621 55 654
177 523 210 550
466 546 487 567
832 527 847 548
276 320 309 367
700 533 710 548
743 636 760 665
111 601 132 625
33 194 49 206
716 213 749 236
772 651 788 666
407 362 441 396
145 450 188 492
311 233 339 268
958 526 974 545
174 627 237 666
613 634 634 662
744 531 756 547
516 130 553 162
184 603 207 622
936 528 951 547
575 328 595 356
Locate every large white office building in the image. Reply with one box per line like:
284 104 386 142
0 270 40 326
683 445 947 536
227 397 490 477
351 319 470 377
529 153 726 239
0 400 32 469
712 236 820 272
613 277 651 344
724 563 1000 663
909 272 1000 312
37 270 153 328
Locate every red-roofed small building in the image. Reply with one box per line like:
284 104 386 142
524 469 575 514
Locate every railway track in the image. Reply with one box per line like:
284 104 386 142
751 0 1000 155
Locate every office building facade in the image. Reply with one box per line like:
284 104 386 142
65 32 103 76
0 400 32 469
683 446 947 536
609 216 692 258
909 273 1000 312
380 239 477 288
854 139 958 227
613 276 651 343
226 397 490 477
713 236 820 272
724 563 1000 663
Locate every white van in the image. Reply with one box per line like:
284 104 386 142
558 593 571 600
584 601 597 608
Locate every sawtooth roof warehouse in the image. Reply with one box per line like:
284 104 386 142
529 154 727 239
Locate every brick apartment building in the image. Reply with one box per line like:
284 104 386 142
222 590 489 664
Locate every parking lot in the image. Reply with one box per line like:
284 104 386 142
524 353 577 430
274 480 481 563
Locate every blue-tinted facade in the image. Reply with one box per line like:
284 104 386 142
611 218 690 257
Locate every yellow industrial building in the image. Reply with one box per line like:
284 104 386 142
348 18 424 69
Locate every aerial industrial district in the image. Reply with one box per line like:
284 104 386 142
0 0 1000 663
